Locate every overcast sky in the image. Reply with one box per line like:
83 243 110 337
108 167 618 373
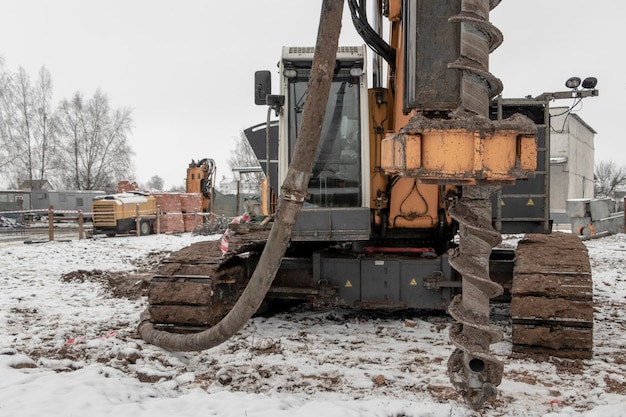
1 0 621 190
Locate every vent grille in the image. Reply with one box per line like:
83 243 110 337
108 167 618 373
92 202 116 226
286 46 362 58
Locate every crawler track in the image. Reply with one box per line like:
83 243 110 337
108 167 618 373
147 229 269 332
146 230 594 360
511 233 593 359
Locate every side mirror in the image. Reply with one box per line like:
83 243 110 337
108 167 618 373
254 71 272 105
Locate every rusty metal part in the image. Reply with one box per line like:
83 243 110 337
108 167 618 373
448 0 503 116
147 229 270 331
438 0 515 409
381 113 537 184
375 0 522 406
511 233 593 359
362 246 436 255
447 189 504 409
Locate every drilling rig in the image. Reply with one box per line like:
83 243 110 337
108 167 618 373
140 0 594 409
185 158 216 213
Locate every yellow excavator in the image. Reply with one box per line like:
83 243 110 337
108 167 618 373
139 0 594 409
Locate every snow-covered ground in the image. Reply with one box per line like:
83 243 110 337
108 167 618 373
1 231 625 417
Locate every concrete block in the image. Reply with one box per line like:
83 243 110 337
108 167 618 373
589 199 611 220
566 199 589 219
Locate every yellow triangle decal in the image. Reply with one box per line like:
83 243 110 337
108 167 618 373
526 198 535 206
409 278 417 286
500 200 506 206
345 280 353 288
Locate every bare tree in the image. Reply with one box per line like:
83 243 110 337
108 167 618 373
57 92 85 188
0 58 16 177
32 67 58 182
146 175 164 191
10 67 36 184
0 64 58 187
56 89 135 190
594 160 626 198
228 132 263 190
1 62 134 190
168 183 185 192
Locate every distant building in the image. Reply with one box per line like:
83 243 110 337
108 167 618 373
0 190 31 220
217 176 261 195
218 176 238 195
31 190 105 218
549 108 596 224
20 179 53 191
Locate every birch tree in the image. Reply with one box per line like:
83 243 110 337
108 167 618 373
56 89 134 190
0 64 58 187
14 67 35 183
0 58 15 177
31 67 58 183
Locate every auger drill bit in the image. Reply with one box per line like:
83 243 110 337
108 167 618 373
446 0 506 409
447 188 504 409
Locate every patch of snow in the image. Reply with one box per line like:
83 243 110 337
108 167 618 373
1 232 625 416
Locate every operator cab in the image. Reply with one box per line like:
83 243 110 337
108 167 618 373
253 45 371 241
280 46 367 208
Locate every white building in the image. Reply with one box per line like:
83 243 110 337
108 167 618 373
549 107 597 223
217 176 261 195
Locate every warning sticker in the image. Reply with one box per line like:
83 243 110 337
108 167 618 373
526 198 535 206
345 280 353 288
409 278 417 286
